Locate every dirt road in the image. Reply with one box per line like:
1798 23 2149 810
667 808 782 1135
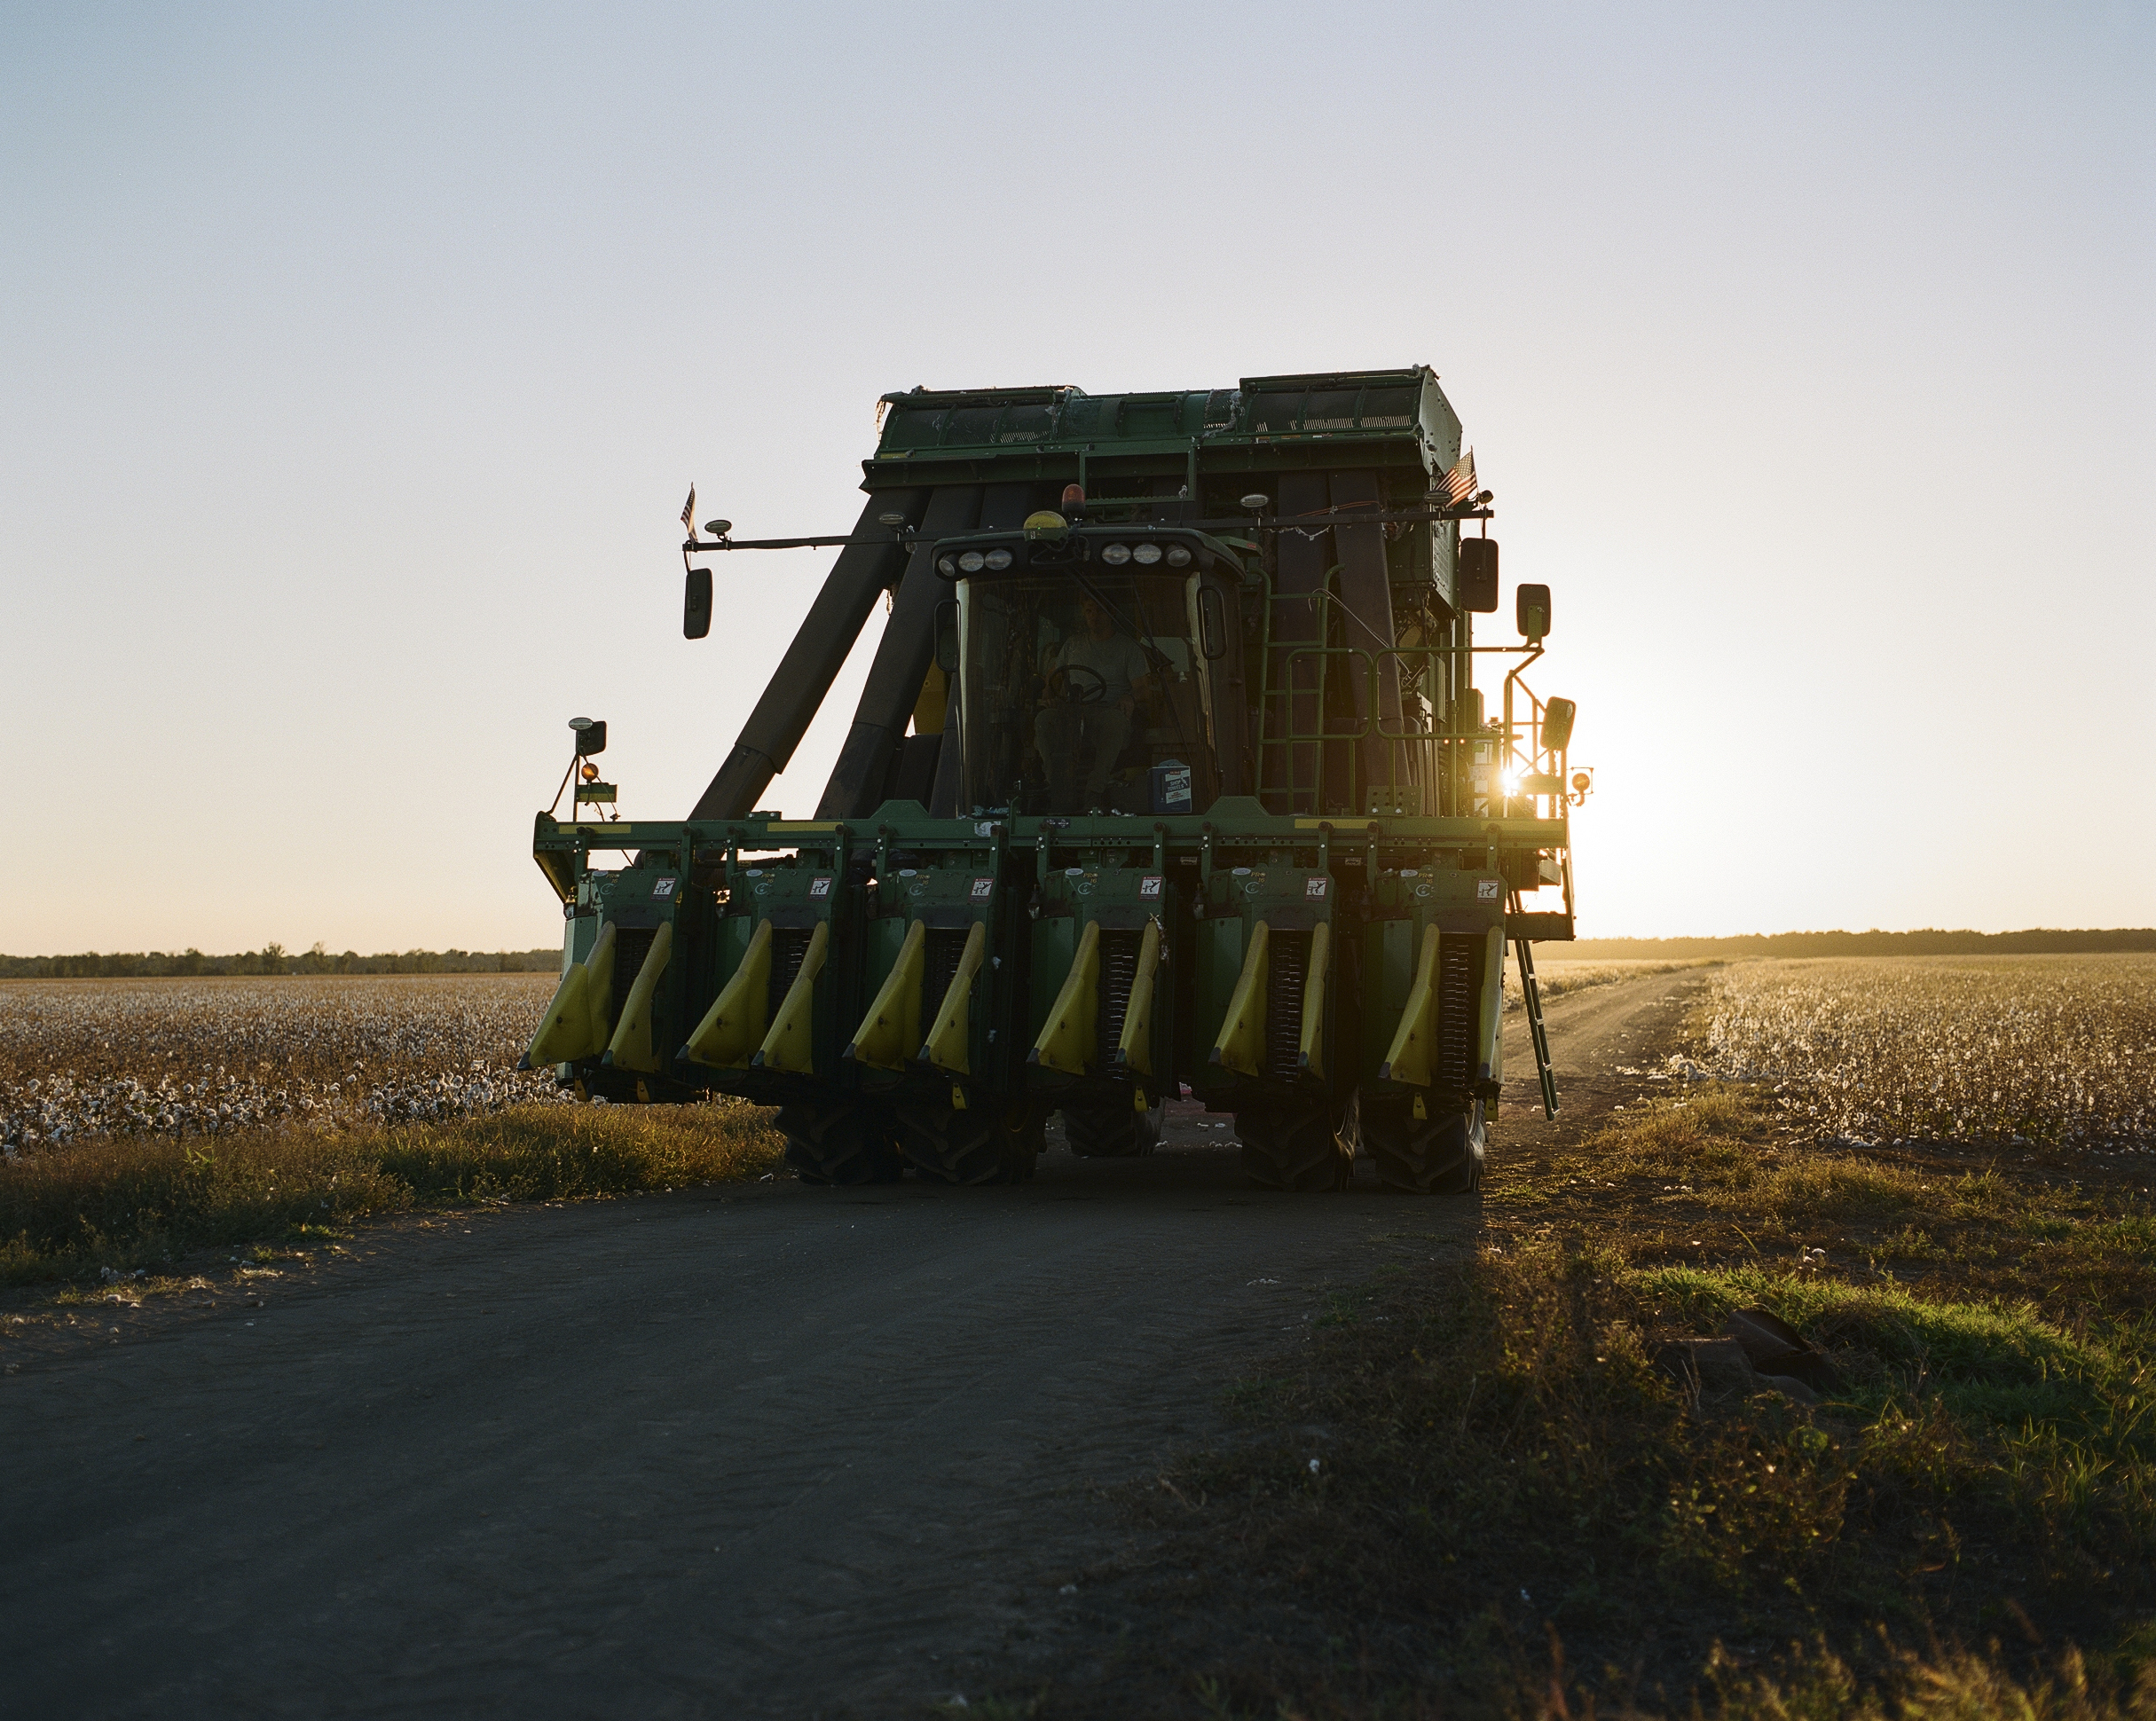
0 971 1706 1718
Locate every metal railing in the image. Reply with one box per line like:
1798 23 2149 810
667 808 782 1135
1250 571 1575 825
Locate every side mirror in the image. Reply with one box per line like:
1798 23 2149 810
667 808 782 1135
1458 538 1499 612
684 567 712 639
934 599 960 674
1516 582 1551 643
570 717 608 757
1196 585 1228 661
1541 697 1577 753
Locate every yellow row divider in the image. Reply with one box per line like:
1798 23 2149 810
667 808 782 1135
1209 920 1271 1077
844 920 926 1072
753 920 829 1073
921 922 988 1075
1113 917 1162 1078
519 920 617 1069
681 920 773 1069
1029 921 1100 1075
603 921 674 1073
1378 924 1441 1086
1297 921 1330 1081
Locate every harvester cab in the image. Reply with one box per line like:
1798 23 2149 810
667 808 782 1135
524 367 1586 1191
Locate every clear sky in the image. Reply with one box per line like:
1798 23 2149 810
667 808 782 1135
4 2 2150 953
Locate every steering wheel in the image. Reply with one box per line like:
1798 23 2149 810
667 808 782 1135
1045 664 1109 706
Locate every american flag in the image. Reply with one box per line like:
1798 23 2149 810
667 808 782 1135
1434 449 1477 507
681 484 697 538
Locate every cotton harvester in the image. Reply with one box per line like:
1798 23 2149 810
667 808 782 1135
520 367 1587 1192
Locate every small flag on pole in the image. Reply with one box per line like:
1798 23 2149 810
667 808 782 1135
1435 449 1477 507
681 484 697 540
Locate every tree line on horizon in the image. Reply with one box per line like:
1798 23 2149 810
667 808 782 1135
4 927 2150 980
1565 926 2155 960
0 944 563 979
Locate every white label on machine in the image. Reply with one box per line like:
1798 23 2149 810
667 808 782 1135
1305 876 1328 898
1140 876 1163 898
971 876 994 900
652 877 677 898
809 876 832 898
1478 878 1501 900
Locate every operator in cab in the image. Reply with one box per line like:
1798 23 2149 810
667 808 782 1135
1035 593 1152 813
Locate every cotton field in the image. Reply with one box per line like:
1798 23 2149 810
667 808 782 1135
1690 955 2156 1151
1504 957 1713 1011
1 974 564 1153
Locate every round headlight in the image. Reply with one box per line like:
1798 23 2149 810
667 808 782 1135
1131 542 1163 566
957 550 987 573
984 547 1013 570
1098 543 1132 566
1165 544 1192 568
936 555 957 576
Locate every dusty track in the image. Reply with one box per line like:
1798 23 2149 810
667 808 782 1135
0 970 1708 1718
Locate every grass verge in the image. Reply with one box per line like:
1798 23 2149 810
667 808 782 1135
1005 1087 2156 1719
0 1101 783 1284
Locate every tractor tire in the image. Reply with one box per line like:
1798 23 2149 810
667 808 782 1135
775 1098 903 1186
1365 1098 1485 1195
1063 1097 1164 1158
1237 1095 1357 1192
893 1100 1040 1186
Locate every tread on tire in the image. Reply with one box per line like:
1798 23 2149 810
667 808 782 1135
1063 1098 1164 1158
1365 1098 1484 1195
1237 1095 1357 1192
894 1101 1040 1185
775 1099 904 1185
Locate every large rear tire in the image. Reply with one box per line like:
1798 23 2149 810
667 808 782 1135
775 1098 904 1186
1063 1097 1163 1158
1237 1094 1357 1192
1365 1098 1484 1195
894 1100 1041 1185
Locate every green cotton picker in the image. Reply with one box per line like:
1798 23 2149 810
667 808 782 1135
519 367 1590 1192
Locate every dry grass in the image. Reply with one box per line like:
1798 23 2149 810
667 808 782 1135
1689 956 2156 1151
0 1100 783 1284
0 972 563 1151
997 1081 2156 1719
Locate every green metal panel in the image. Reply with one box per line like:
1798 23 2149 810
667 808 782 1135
1028 917 1078 1043
717 915 753 987
863 915 909 999
1360 919 1416 1080
1194 916 1246 1053
862 367 1461 493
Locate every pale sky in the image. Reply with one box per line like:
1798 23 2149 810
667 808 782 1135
4 2 2150 953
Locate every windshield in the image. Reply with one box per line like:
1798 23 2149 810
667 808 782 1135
956 572 1220 817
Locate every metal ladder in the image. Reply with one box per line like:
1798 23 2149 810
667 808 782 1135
1509 890 1558 1118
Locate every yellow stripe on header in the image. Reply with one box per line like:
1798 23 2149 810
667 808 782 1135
765 821 839 832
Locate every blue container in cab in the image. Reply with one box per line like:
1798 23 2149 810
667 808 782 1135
1150 759 1192 814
